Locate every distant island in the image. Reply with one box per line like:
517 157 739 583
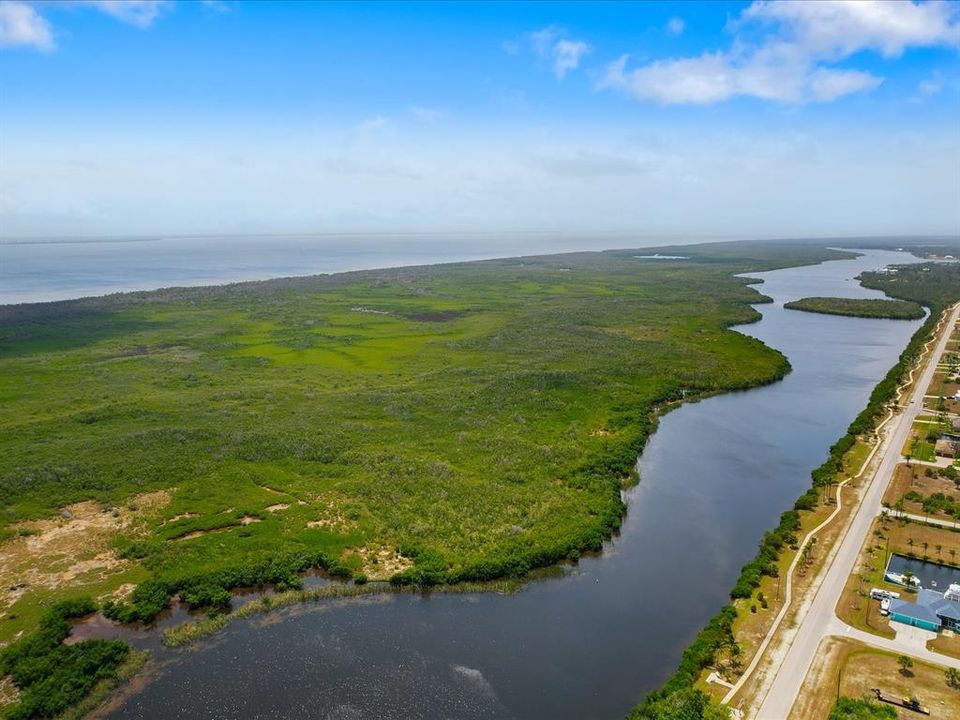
784 296 925 320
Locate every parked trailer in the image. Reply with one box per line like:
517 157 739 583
871 688 930 715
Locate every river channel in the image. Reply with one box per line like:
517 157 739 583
104 249 923 720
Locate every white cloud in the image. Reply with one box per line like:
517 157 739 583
409 106 447 123
602 49 883 105
666 17 686 36
602 0 958 105
917 74 943 97
807 67 884 102
742 0 960 58
552 39 590 78
528 25 561 57
355 116 389 133
3 123 956 237
78 1 171 29
524 26 590 79
0 1 54 51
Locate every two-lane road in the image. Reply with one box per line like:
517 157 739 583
755 303 959 720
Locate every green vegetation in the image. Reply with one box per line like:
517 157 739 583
0 241 859 719
636 257 960 718
627 687 730 720
0 598 128 720
828 697 896 720
0 241 850 634
784 296 924 320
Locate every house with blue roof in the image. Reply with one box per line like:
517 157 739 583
888 584 960 632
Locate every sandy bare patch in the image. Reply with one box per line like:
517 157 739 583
347 546 413 580
589 428 611 437
0 491 170 615
303 492 361 532
266 504 290 513
240 515 262 525
306 512 348 531
0 674 20 710
163 512 199 524
256 484 288 496
104 583 137 602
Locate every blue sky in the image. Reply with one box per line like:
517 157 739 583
0 0 958 237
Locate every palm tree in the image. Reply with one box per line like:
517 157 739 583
936 544 943 559
908 537 915 552
950 548 957 565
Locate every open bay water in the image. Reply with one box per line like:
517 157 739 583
0 233 731 305
90 248 927 719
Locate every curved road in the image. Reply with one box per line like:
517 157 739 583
755 303 960 720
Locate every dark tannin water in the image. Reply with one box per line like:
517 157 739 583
105 250 921 720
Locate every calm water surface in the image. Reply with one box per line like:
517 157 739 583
887 553 960 590
105 249 921 720
0 234 721 305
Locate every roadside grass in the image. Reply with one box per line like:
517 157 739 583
927 633 960 660
903 426 938 463
789 637 960 720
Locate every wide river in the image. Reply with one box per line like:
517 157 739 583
103 249 921 720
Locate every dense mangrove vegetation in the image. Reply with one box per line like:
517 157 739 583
784 296 924 320
635 258 960 719
0 241 857 717
0 599 128 720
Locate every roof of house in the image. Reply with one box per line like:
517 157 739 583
890 589 960 624
929 597 960 621
889 598 941 624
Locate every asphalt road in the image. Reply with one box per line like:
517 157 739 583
754 303 960 720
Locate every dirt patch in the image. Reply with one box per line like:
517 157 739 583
105 583 137 602
265 504 290 513
256 484 292 497
240 515 261 525
0 491 170 615
884 463 959 516
305 498 354 532
163 512 199 524
0 674 20 710
792 636 960 720
347 546 413 580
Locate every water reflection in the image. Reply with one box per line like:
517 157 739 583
106 250 922 720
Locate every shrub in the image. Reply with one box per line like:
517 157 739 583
0 598 129 720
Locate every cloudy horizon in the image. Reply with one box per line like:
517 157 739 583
1 0 958 239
